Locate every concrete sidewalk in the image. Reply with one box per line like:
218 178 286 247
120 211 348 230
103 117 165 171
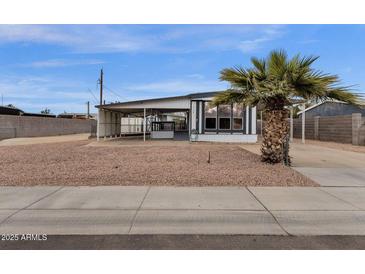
1 186 365 236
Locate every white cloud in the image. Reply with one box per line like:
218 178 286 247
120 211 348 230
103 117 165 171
0 25 79 44
0 24 286 54
297 39 320 44
238 38 269 53
343 67 352 73
237 25 285 53
123 78 227 96
0 25 154 53
0 74 225 114
21 59 105 68
0 75 95 114
186 74 205 79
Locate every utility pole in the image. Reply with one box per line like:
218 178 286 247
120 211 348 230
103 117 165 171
86 101 90 118
99 69 103 106
97 69 103 142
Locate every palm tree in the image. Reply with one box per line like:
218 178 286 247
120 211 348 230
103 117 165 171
213 50 360 164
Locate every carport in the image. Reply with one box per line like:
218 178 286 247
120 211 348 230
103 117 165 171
95 94 191 141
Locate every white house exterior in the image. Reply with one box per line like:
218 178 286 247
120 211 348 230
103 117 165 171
96 91 257 143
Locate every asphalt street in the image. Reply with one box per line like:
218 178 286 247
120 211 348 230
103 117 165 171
2 235 365 249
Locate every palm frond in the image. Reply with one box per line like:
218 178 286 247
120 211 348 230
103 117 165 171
325 88 360 105
268 49 288 79
251 57 266 74
299 55 319 68
219 67 251 89
211 90 249 106
215 49 360 110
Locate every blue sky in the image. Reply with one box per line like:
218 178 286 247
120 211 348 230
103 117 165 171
0 24 364 114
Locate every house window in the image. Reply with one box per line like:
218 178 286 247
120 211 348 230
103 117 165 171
203 102 245 132
204 103 217 130
205 118 216 129
219 118 231 129
218 105 231 130
233 104 243 130
233 118 243 129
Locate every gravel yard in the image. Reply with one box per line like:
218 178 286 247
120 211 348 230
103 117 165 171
0 140 317 186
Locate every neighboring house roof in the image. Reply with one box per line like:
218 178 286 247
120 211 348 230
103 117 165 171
297 100 348 115
57 112 96 118
0 105 57 117
22 113 56 118
0 106 24 115
95 91 223 108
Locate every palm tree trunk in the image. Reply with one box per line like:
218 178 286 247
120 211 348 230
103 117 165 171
261 109 289 164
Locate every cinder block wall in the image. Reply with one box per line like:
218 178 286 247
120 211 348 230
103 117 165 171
293 119 315 139
318 115 353 143
0 115 97 140
258 113 364 145
293 114 361 144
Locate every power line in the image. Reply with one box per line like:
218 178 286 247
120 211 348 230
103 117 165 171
103 85 128 101
87 88 98 104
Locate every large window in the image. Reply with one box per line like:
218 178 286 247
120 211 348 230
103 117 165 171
233 104 244 130
204 103 217 129
203 102 245 131
218 105 231 130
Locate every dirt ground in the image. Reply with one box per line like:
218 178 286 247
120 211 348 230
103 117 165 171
0 139 316 186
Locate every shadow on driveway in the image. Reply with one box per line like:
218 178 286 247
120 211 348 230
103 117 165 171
240 141 365 186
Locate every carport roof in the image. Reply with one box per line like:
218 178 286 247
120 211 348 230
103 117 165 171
95 91 223 109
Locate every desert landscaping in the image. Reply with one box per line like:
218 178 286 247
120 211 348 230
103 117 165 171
0 139 316 186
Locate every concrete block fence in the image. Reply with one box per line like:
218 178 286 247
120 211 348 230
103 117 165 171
0 115 97 140
258 113 365 145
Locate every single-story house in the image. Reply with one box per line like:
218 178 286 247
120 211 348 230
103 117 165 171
0 105 24 116
57 112 97 119
0 105 56 118
298 100 365 119
95 91 257 143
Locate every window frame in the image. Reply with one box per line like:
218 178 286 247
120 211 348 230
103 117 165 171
233 117 243 130
205 117 217 130
202 101 246 133
218 117 231 130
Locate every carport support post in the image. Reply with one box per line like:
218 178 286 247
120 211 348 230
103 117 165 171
301 103 305 144
260 111 263 137
97 109 100 141
143 108 146 142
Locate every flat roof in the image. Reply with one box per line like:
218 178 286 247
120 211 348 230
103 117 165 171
95 91 223 108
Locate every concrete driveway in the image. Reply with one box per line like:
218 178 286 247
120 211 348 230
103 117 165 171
241 142 365 186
